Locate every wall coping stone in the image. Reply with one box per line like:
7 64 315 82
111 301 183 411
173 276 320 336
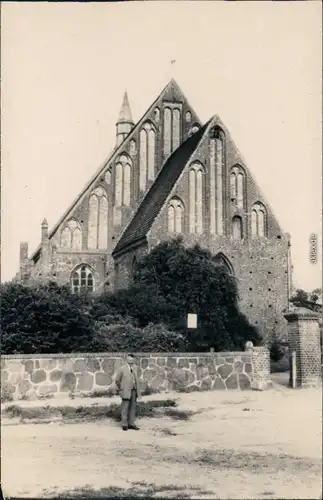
284 307 321 322
1 351 246 360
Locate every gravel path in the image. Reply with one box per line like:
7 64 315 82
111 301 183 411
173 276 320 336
2 387 322 499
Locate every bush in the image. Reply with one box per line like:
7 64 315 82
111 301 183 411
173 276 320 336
269 341 286 363
0 281 96 354
93 316 186 352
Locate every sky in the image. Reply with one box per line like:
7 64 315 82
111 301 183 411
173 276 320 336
1 1 322 292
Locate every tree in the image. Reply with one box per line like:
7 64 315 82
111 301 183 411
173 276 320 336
290 288 322 311
0 281 96 354
93 238 262 351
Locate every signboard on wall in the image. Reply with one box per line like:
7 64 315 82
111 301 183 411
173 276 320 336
187 313 197 329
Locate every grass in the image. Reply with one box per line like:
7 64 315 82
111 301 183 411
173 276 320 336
69 385 159 399
43 482 213 499
193 449 322 474
3 398 194 423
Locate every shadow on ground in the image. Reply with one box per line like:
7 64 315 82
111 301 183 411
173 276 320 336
3 398 194 424
41 482 213 499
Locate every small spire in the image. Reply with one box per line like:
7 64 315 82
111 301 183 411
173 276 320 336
168 59 177 82
41 218 48 227
118 91 133 123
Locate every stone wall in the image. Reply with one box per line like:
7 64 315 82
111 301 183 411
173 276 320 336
1 348 271 401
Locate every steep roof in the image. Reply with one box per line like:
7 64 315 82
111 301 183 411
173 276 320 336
113 119 212 256
30 78 201 262
117 91 133 123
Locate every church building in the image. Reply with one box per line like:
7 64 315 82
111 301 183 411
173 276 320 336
16 79 292 339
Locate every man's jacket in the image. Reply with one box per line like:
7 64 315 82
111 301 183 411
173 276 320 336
113 363 141 399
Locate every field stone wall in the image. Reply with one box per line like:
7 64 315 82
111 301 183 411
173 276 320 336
1 347 271 401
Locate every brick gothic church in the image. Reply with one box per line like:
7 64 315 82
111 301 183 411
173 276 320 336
16 79 292 339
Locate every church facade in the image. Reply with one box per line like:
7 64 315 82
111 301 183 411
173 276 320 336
16 79 292 340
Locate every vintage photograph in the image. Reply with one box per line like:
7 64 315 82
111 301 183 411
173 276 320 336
1 1 322 499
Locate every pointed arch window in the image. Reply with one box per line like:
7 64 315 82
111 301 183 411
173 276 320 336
172 108 181 151
88 186 108 249
61 226 72 249
230 172 237 200
163 107 182 155
230 165 245 209
139 122 156 191
164 107 172 157
167 198 184 233
71 265 94 294
61 219 83 250
115 154 132 207
232 215 243 240
251 202 267 238
213 253 234 275
189 162 204 234
185 111 192 123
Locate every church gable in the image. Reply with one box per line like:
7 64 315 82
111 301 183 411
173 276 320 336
111 79 202 208
30 79 200 262
148 115 286 243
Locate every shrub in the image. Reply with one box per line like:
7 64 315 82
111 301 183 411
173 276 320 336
94 317 186 353
269 341 286 363
0 281 96 354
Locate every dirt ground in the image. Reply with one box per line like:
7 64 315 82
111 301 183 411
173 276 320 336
2 382 322 500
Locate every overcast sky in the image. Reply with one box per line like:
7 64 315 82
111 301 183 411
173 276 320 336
1 1 322 291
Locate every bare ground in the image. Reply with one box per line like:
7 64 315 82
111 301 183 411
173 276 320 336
2 383 322 500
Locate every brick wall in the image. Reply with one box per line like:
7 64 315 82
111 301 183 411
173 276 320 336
284 308 322 388
1 347 271 402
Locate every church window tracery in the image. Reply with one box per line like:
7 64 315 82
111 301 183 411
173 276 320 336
167 197 184 233
189 162 204 234
163 107 182 155
115 154 132 206
251 202 267 237
139 122 156 191
71 265 94 294
230 165 245 209
88 186 108 249
61 219 83 250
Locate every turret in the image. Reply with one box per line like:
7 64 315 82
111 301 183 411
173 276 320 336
41 218 49 245
40 218 50 271
116 91 134 147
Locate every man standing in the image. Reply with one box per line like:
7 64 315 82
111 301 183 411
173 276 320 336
113 353 140 431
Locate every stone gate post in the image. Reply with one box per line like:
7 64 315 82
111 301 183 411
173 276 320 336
284 307 322 388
